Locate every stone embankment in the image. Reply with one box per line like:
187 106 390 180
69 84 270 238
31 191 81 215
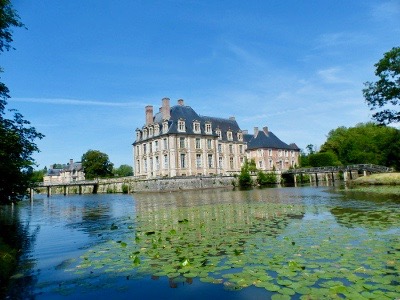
350 172 400 185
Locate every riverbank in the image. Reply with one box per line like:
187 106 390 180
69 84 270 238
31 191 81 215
348 173 400 195
351 172 400 185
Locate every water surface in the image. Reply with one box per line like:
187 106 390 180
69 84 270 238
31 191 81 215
3 186 400 299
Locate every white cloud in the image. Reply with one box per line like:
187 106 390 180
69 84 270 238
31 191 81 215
317 67 351 84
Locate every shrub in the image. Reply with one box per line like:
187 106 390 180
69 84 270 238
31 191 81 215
257 171 277 186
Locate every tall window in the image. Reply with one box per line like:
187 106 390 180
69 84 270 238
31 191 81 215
278 150 282 157
205 123 212 134
155 156 160 171
239 145 243 154
216 130 222 139
229 144 233 154
178 120 185 132
196 154 202 168
163 138 168 150
179 137 185 148
136 160 140 173
218 156 223 168
149 142 153 153
207 139 212 149
195 138 201 149
269 159 273 168
268 149 272 156
180 154 186 168
136 146 140 155
218 143 222 152
144 159 147 172
163 155 168 169
229 157 234 169
208 154 213 168
154 141 159 151
259 161 263 168
143 144 147 154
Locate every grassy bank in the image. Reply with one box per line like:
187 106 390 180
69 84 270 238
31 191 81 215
348 173 400 195
351 172 400 185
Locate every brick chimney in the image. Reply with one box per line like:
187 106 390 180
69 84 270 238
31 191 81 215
254 127 259 137
263 126 269 134
243 129 248 134
162 97 171 120
178 99 184 106
229 116 235 121
145 105 153 125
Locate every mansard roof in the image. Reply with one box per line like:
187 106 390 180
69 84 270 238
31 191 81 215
146 104 242 142
245 130 298 150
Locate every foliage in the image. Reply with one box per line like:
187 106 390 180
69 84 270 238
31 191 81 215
29 168 46 183
256 170 277 186
247 159 257 173
308 152 341 167
320 122 400 170
81 150 114 179
121 184 129 194
0 1 43 204
238 159 253 188
363 46 400 125
113 164 133 177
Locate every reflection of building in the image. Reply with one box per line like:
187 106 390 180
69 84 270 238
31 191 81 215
133 98 300 178
43 159 85 184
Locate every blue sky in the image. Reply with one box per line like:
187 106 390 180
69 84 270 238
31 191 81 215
2 0 400 169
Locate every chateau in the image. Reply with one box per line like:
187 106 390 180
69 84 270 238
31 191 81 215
133 98 300 178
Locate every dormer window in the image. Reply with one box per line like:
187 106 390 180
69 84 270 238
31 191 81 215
237 132 243 141
162 121 168 134
143 128 148 139
227 130 233 141
136 130 141 141
149 127 153 137
193 121 200 133
216 129 222 139
205 122 212 134
154 124 160 136
178 119 186 132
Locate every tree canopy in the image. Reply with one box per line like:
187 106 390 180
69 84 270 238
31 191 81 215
363 46 400 125
113 164 133 177
0 1 44 204
320 123 400 170
81 150 114 179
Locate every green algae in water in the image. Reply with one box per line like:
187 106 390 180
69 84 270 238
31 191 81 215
63 200 400 299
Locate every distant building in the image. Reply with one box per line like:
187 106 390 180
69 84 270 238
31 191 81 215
43 159 85 184
133 98 300 178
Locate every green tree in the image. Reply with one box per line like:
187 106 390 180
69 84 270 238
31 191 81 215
238 159 252 188
320 123 400 170
308 152 341 167
113 164 133 177
363 46 400 125
0 1 44 204
81 150 114 179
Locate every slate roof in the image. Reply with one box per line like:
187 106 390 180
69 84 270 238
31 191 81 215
245 130 298 150
47 162 83 175
143 104 242 142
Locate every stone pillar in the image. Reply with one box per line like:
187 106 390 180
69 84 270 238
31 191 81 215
79 185 82 195
343 171 348 182
363 170 367 177
293 174 297 185
47 186 51 197
63 185 68 196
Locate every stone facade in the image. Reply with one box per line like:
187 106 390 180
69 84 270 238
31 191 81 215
133 98 300 178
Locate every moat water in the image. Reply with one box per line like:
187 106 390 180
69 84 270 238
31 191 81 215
2 185 400 299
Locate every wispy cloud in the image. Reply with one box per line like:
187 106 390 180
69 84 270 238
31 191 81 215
371 0 400 20
315 32 372 49
317 67 351 84
12 97 146 108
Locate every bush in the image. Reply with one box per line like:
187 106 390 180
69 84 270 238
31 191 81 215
257 171 277 186
122 184 129 194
